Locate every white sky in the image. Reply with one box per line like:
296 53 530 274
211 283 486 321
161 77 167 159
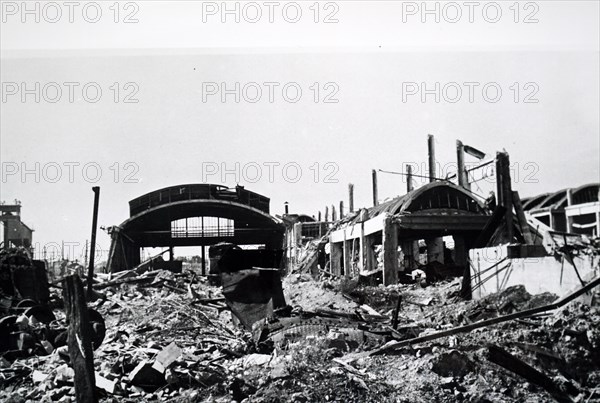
1 1 599 51
1 1 599 260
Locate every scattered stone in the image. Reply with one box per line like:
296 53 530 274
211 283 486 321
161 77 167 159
151 342 182 373
431 350 475 378
128 360 166 390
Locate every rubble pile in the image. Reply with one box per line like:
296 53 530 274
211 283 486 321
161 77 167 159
1 261 599 402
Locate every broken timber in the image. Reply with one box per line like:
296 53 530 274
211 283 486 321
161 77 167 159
63 275 97 403
354 275 600 358
487 345 574 403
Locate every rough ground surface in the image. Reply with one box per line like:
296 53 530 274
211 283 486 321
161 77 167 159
1 265 599 402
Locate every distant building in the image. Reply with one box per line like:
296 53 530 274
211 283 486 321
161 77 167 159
0 203 34 249
522 183 600 236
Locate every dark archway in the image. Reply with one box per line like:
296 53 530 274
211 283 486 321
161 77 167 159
106 185 284 272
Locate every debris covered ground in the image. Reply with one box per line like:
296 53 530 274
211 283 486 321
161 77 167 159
1 261 599 402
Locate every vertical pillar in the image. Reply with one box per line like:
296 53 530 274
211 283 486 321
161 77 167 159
330 241 343 276
406 164 414 193
453 236 467 267
364 235 375 272
359 222 366 273
549 211 555 231
343 233 351 278
372 170 379 206
201 246 206 276
324 206 329 222
84 240 89 268
382 216 398 285
496 151 513 241
318 211 322 222
456 140 470 190
339 201 344 219
348 183 354 213
293 222 302 262
331 205 337 222
87 186 100 298
169 246 174 261
428 134 436 182
566 189 574 233
2 222 8 250
63 275 97 403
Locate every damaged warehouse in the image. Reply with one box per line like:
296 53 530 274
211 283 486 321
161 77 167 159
1 135 599 402
1 3 599 400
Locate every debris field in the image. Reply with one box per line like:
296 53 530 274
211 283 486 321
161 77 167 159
1 254 599 403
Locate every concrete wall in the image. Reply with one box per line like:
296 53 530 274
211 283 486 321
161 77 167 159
469 245 598 299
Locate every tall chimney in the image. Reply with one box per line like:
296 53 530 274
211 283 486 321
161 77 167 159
372 169 379 206
428 134 436 182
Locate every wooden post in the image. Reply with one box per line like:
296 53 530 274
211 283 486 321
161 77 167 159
406 164 414 193
339 201 344 219
348 183 354 213
84 240 89 268
318 211 322 222
382 216 398 285
331 205 337 222
63 275 97 403
324 206 329 222
428 134 436 182
372 170 378 206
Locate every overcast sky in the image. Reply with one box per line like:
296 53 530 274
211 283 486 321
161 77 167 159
1 1 599 260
